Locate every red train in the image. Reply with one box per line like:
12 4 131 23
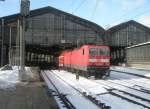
59 45 110 78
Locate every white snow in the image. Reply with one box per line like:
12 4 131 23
0 66 34 90
0 66 19 90
110 71 150 90
51 70 109 95
97 94 146 109
41 70 100 109
42 70 150 109
96 79 150 103
111 66 150 77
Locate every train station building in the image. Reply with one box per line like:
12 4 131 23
0 6 150 67
0 6 105 68
106 20 150 65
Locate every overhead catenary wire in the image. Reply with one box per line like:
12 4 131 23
67 0 78 12
108 7 150 28
72 0 87 14
126 8 150 21
91 0 100 19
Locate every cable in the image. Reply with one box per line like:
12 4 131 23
72 0 87 14
126 8 150 20
67 0 78 12
90 0 100 19
109 7 150 27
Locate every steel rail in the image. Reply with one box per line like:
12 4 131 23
94 81 150 108
110 76 150 88
111 70 150 80
42 71 76 109
105 79 150 95
110 92 150 109
50 70 111 109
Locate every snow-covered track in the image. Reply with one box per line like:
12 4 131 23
50 70 111 109
48 70 150 109
107 78 150 94
111 70 150 80
105 78 150 94
41 70 111 109
95 80 150 108
109 70 150 92
41 71 76 109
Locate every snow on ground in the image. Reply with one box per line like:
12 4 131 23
97 94 145 109
96 79 150 102
0 65 34 90
42 71 100 109
0 65 20 90
110 71 150 88
51 70 109 95
111 66 150 78
46 70 150 109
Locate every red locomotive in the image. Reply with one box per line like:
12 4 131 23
59 45 110 78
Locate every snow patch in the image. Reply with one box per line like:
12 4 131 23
111 66 150 78
0 66 20 90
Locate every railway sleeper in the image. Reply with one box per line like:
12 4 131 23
110 92 150 109
111 70 150 80
43 71 76 109
105 86 150 103
117 90 150 103
59 94 76 109
84 93 111 109
51 70 111 109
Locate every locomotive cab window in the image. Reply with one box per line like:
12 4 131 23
90 48 109 56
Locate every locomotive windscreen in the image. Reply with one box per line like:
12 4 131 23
90 48 109 56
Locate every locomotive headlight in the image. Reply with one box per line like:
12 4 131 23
100 59 110 63
89 59 97 62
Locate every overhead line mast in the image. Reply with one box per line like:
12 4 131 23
0 0 5 67
20 0 30 71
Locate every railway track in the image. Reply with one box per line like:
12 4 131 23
51 70 150 109
111 69 150 80
50 70 111 109
108 76 150 94
95 80 150 108
110 70 150 89
42 70 111 109
42 71 76 109
106 78 150 94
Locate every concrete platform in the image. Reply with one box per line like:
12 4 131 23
0 82 59 109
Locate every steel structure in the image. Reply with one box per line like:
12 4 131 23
106 20 150 65
126 41 150 68
0 6 105 68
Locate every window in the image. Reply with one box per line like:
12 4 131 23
90 48 109 56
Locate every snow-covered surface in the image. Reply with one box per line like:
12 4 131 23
111 66 150 77
0 65 34 90
41 71 100 109
110 71 150 87
42 70 150 109
97 94 145 109
52 70 109 95
0 66 20 90
96 79 150 103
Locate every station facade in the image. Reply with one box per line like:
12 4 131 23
105 20 150 65
0 6 150 67
0 6 105 68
